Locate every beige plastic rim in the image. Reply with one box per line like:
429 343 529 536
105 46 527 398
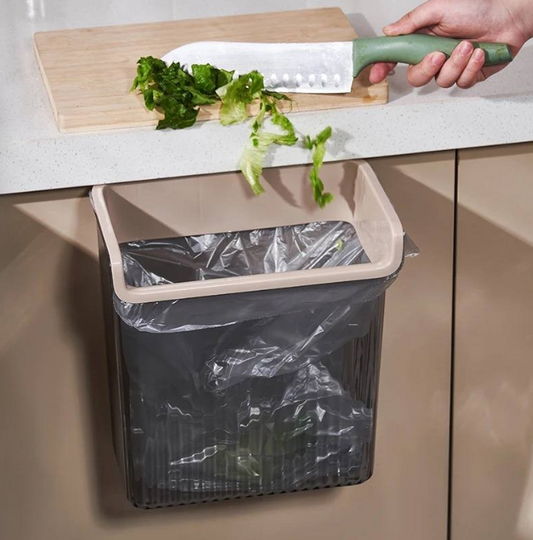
92 160 404 304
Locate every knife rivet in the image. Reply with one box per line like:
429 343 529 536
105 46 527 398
334 74 341 87
321 74 328 87
270 73 278 86
309 74 316 87
282 73 290 84
295 74 302 87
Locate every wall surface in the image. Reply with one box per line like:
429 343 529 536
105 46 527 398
24 0 419 35
453 143 533 540
0 153 454 540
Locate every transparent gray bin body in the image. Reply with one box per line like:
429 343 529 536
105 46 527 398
93 162 405 509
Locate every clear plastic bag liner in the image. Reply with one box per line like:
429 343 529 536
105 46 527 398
110 221 412 502
114 221 409 334
404 233 420 258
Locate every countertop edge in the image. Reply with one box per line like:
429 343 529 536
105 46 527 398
2 94 533 196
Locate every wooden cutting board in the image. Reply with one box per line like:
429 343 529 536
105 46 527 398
34 8 388 134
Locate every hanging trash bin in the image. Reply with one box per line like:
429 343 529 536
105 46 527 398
92 161 405 509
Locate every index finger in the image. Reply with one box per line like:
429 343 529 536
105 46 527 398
407 51 446 87
369 62 397 84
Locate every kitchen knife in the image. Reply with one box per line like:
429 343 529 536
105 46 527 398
162 35 513 94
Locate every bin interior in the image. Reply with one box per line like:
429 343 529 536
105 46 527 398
93 161 404 302
120 221 370 287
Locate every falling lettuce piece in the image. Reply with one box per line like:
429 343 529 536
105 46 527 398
131 56 334 206
239 95 298 195
304 127 334 208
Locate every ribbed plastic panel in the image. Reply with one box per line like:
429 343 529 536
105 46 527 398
117 295 384 509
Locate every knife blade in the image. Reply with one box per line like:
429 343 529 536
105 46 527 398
161 35 513 94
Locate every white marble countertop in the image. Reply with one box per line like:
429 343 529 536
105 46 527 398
1 0 533 195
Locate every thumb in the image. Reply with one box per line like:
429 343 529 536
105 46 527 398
383 1 443 36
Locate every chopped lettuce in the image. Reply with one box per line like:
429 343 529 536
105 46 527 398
192 64 234 95
304 127 333 208
239 94 298 195
131 57 233 128
217 70 264 125
132 56 333 207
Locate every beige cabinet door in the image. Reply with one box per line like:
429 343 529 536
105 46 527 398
453 143 533 540
0 152 454 540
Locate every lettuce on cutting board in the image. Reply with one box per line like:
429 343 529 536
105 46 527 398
131 56 333 207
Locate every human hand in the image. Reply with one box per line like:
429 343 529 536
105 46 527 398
370 0 533 88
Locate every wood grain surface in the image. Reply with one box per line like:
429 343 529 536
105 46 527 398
34 8 389 133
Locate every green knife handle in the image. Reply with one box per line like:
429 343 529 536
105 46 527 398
353 35 513 77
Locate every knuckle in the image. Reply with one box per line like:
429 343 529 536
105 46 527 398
407 59 440 87
419 65 433 79
404 11 417 31
464 62 479 73
451 54 468 68
419 67 435 82
421 58 439 76
463 67 479 80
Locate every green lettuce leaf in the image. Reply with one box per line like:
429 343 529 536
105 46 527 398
217 71 265 125
191 64 234 95
155 97 199 130
131 56 334 206
304 127 334 208
131 58 224 128
239 95 298 195
130 56 167 93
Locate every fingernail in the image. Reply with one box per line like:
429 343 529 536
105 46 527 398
474 48 485 61
461 41 473 55
432 52 446 66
